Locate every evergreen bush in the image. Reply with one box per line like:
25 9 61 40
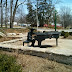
0 54 22 72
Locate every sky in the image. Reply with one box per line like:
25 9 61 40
17 0 72 14
55 0 72 13
1 0 72 15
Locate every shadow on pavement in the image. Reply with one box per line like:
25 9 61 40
29 45 56 48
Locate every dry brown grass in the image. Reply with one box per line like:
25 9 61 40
0 51 72 72
0 28 29 33
0 37 20 42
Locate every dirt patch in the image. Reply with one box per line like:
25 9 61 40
0 51 72 72
66 36 72 39
0 37 20 42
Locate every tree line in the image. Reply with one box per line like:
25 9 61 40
0 0 72 28
0 0 26 28
26 0 72 28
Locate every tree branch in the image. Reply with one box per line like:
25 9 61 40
17 0 26 8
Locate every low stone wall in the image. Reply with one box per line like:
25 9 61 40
0 47 72 65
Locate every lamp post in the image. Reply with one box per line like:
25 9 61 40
54 10 58 46
36 7 38 31
36 0 39 31
55 10 57 31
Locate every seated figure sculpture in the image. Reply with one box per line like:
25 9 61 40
27 28 35 46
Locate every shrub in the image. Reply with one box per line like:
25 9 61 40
56 26 63 29
44 24 48 27
61 31 65 36
61 31 72 38
0 35 2 38
0 54 22 72
64 32 69 38
69 32 72 36
48 24 54 29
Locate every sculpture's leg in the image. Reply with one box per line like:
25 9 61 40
56 38 58 46
23 42 24 46
38 41 41 47
31 39 35 47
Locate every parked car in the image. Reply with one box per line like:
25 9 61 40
44 24 48 27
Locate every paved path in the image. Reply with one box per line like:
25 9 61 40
37 28 72 32
0 38 72 56
45 39 72 56
0 37 72 65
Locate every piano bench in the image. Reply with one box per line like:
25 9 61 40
23 40 31 46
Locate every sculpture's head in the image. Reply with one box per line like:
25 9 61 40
30 28 35 32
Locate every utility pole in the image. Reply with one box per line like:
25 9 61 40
63 20 64 28
55 10 58 46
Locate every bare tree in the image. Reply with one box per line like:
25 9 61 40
17 7 26 24
10 0 13 28
5 0 7 28
60 6 72 28
1 0 3 27
10 0 26 28
12 0 19 28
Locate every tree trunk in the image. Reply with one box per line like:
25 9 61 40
12 0 18 25
10 0 25 28
1 0 3 28
5 0 7 28
10 0 13 28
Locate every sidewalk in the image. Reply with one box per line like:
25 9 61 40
0 38 72 65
